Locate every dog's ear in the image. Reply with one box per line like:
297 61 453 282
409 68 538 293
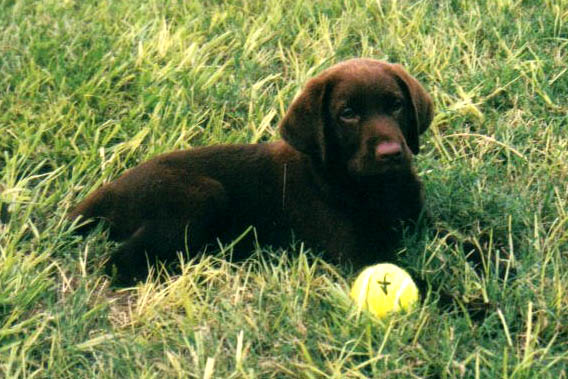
391 64 434 154
280 74 330 162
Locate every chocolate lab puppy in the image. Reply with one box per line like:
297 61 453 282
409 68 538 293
69 58 434 283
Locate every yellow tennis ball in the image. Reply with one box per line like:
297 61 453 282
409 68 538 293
350 263 419 318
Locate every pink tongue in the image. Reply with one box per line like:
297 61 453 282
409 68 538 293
376 142 401 157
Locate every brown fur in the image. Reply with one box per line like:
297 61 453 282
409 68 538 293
69 58 434 283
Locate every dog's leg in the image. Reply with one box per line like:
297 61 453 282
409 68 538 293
101 177 229 284
104 217 215 285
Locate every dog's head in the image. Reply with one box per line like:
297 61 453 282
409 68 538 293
280 58 434 179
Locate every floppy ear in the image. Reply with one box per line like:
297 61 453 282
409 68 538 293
279 74 329 162
391 64 434 154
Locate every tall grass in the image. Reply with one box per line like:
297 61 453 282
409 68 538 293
1 0 567 376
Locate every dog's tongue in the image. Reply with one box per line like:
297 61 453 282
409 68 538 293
376 142 401 157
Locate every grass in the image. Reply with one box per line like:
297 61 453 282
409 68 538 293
1 0 567 376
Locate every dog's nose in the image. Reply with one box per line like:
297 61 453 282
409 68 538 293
375 141 402 160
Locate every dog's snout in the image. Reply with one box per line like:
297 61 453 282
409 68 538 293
375 141 402 160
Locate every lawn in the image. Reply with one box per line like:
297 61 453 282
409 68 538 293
1 0 567 377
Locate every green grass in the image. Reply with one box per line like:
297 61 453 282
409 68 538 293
1 0 567 376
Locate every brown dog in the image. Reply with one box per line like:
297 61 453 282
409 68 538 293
69 58 434 283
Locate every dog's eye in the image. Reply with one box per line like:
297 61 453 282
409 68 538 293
391 99 403 112
339 107 358 121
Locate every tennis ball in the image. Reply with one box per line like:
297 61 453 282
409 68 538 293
350 263 419 318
